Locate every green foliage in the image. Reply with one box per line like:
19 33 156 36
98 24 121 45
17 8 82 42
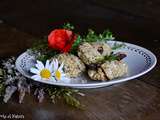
102 29 115 40
112 42 126 50
36 50 58 62
70 35 82 55
70 29 115 55
31 23 116 57
104 54 119 62
46 86 83 108
31 37 48 52
84 29 115 43
95 54 119 63
63 23 75 30
30 37 59 62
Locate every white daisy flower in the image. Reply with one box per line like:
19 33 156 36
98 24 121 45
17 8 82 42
53 59 70 83
30 60 55 81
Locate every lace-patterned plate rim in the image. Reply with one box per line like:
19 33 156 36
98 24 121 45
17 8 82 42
15 41 157 88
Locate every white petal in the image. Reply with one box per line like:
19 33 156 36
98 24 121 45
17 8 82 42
35 63 43 71
30 68 40 74
54 59 58 71
37 60 44 69
56 59 59 69
45 60 50 69
52 72 55 76
31 75 41 80
58 62 64 71
49 61 54 72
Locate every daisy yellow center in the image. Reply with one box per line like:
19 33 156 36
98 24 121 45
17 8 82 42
40 69 51 79
55 70 61 80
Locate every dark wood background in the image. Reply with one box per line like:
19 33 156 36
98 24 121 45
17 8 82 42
0 0 160 57
0 0 160 36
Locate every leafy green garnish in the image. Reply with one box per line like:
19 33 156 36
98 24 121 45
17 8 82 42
37 50 58 62
30 37 59 62
112 42 125 50
70 35 82 55
99 29 115 41
46 87 83 109
70 29 115 55
95 54 119 63
63 23 75 30
31 37 48 52
104 54 119 62
84 29 115 43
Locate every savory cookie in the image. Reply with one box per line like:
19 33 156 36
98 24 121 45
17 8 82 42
88 60 128 80
101 60 128 80
52 54 86 78
91 42 112 56
78 42 112 65
88 68 107 81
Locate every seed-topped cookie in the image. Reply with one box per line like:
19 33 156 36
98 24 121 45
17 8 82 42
52 54 86 78
78 42 112 65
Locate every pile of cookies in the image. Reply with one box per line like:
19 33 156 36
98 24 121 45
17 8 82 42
52 42 128 81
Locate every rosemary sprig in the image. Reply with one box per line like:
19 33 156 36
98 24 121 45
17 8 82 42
46 86 83 108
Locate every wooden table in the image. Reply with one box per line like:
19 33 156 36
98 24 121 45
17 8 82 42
0 23 160 120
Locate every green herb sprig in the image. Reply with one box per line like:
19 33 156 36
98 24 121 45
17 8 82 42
84 29 115 43
63 23 75 30
46 86 83 108
112 42 126 50
69 29 115 55
30 37 58 62
30 23 117 56
70 35 82 55
104 55 119 62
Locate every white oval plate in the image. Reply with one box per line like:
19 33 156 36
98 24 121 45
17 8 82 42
16 41 157 88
